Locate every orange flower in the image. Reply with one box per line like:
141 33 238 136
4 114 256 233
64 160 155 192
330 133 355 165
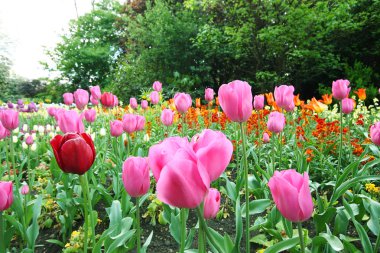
265 92 274 106
215 97 220 106
305 98 327 113
354 88 366 100
321 94 332 105
294 94 302 106
196 98 201 108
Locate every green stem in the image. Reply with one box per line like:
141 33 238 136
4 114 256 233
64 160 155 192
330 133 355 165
10 134 19 189
374 233 380 253
80 174 96 251
180 208 186 253
279 131 283 169
338 101 343 172
136 197 141 253
271 134 275 175
4 143 9 181
239 123 250 253
0 211 5 253
198 204 206 253
80 175 89 253
297 222 305 253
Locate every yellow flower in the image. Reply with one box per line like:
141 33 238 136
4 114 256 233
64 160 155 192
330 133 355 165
71 230 80 238
65 243 70 248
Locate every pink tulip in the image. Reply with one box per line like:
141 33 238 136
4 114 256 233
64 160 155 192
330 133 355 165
136 115 145 131
205 88 214 102
218 80 253 122
156 145 209 208
122 114 138 134
253 95 264 110
161 109 174 126
74 89 89 110
26 135 34 145
0 109 19 131
130 98 138 109
0 122 10 140
268 169 313 222
57 110 84 133
370 122 380 146
110 120 124 137
153 81 162 92
21 184 29 195
101 92 115 108
63 93 74 105
203 188 221 219
148 137 189 181
122 157 150 197
191 129 233 182
332 79 351 100
274 85 295 111
267 111 286 133
150 91 159 105
90 95 99 105
263 132 270 143
141 100 148 109
174 93 192 114
47 107 57 117
90 85 101 100
84 109 96 123
0 181 13 211
113 95 119 107
342 98 354 114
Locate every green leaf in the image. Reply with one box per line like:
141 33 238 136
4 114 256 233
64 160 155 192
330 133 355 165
318 233 344 251
264 237 300 253
313 207 336 234
141 231 153 253
26 195 42 249
241 199 271 218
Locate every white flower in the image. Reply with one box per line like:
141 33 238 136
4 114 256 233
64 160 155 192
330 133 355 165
46 124 52 132
12 136 18 143
22 124 28 132
56 126 61 133
32 133 37 139
33 125 38 131
38 126 45 134
24 133 30 139
49 132 54 138
22 142 28 149
13 127 19 134
31 143 37 151
99 128 106 136
143 134 150 142
91 133 96 141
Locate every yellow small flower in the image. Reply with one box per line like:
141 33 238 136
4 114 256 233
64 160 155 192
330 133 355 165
71 230 80 238
65 243 70 248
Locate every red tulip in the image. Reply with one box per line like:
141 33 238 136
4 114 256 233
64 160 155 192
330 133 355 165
50 132 96 175
101 92 115 108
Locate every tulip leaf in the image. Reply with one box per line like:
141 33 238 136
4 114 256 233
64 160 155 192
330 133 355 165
169 212 181 244
282 216 293 238
141 231 153 253
233 198 242 251
241 199 271 217
26 195 42 250
264 237 300 253
318 233 344 251
313 207 336 234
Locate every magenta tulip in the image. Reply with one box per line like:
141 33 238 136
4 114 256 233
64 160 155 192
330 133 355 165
141 100 148 109
174 93 192 114
63 93 74 105
153 81 162 92
191 129 233 182
268 169 313 222
370 122 380 146
203 188 221 219
205 88 214 102
332 79 351 100
218 80 253 122
47 107 57 117
150 91 159 105
130 98 138 109
0 109 19 131
0 122 10 140
100 92 115 108
56 110 84 133
90 85 101 100
161 109 174 126
263 132 270 143
84 109 96 123
122 114 138 134
342 98 354 114
90 95 99 105
74 89 89 110
267 111 286 133
110 120 124 137
136 115 145 131
21 184 29 195
25 135 34 146
274 85 295 111
113 95 119 107
253 95 264 110
122 157 150 197
0 181 13 211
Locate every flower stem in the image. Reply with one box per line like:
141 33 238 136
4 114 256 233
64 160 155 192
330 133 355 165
0 211 5 253
374 233 380 253
297 222 305 253
239 123 250 253
279 131 283 169
197 204 206 253
136 197 141 253
180 208 186 253
80 174 96 251
338 101 343 172
10 134 19 189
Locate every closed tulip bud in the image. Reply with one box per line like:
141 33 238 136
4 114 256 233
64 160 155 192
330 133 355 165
0 109 19 131
268 169 313 222
141 100 148 109
136 115 145 131
0 181 13 211
370 122 380 146
253 95 265 110
63 93 74 105
113 95 119 107
90 85 101 100
203 188 221 219
74 89 89 110
100 92 115 108
267 111 286 133
122 114 138 134
129 97 138 109
150 91 159 105
50 132 96 175
205 88 214 102
47 107 57 117
57 110 84 134
84 109 97 123
0 121 10 140
110 120 123 137
122 157 150 197
90 95 99 105
153 81 162 92
174 93 192 114
161 109 174 126
263 132 270 143
218 80 253 122
341 98 354 114
274 85 295 111
21 183 29 195
332 79 351 100
26 135 34 145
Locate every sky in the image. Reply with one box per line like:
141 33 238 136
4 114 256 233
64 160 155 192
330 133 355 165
0 0 94 79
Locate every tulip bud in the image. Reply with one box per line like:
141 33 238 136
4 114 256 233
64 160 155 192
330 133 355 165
129 98 138 109
370 122 380 146
141 100 148 110
63 93 74 105
110 120 123 137
332 79 350 100
21 183 29 195
267 111 286 133
150 91 160 105
26 135 34 146
153 81 162 92
253 95 264 110
74 89 89 110
122 157 150 197
0 181 13 211
204 88 214 102
203 188 221 219
174 93 192 114
263 132 270 143
341 98 354 114
161 109 174 126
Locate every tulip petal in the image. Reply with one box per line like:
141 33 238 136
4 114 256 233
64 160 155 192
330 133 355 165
0 187 7 210
298 173 314 221
59 138 94 174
